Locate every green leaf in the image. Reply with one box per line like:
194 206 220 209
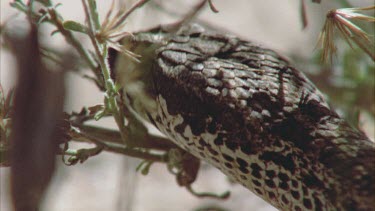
114 82 122 93
94 109 106 121
36 12 49 25
88 0 101 30
136 160 153 175
141 162 153 175
35 0 53 7
10 0 28 13
63 21 88 34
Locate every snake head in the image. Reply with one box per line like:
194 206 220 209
115 24 207 120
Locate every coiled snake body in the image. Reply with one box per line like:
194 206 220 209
116 24 375 210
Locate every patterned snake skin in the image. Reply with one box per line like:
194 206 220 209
115 24 375 210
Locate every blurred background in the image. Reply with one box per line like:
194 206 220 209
1 0 374 211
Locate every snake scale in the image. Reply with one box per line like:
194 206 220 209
114 24 375 210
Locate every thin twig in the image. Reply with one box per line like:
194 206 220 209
111 0 151 30
163 0 219 34
68 129 167 162
167 0 209 34
82 0 129 144
76 124 178 150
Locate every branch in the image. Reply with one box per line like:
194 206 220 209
67 127 167 163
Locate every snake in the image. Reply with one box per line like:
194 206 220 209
114 24 375 210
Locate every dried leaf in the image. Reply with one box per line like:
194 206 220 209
317 7 375 62
300 0 308 29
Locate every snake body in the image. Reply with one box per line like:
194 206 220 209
116 24 375 210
